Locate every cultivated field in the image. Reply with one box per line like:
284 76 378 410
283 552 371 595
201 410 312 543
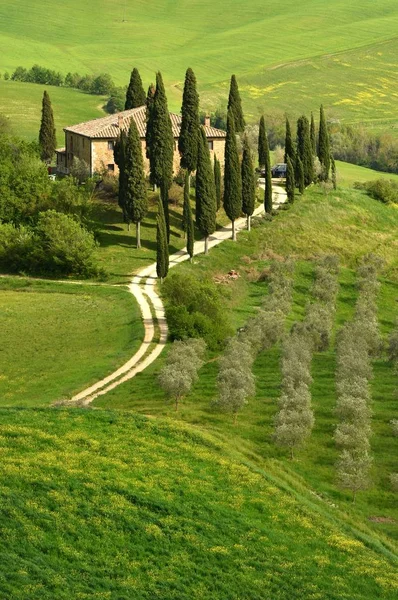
1 408 397 599
0 0 397 134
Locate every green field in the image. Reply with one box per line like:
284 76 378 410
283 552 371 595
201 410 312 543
0 0 397 134
0 80 105 145
0 277 143 406
336 160 398 185
1 408 397 599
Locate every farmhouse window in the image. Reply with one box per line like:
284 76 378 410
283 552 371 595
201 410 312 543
208 140 214 150
107 163 115 172
108 141 115 151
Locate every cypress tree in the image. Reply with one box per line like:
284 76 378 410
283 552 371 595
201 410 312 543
182 171 190 237
114 130 127 221
145 84 155 161
241 135 256 231
150 72 174 240
223 110 242 240
227 75 245 133
296 156 305 194
156 199 169 282
178 68 199 174
214 156 222 211
185 181 195 262
286 156 295 203
124 119 148 248
263 129 273 214
318 104 330 181
125 68 146 110
331 154 337 190
310 112 316 156
284 117 295 165
39 90 56 162
258 115 267 169
296 115 314 187
196 127 217 254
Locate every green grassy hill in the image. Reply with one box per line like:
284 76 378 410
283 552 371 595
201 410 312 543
1 408 397 599
0 0 397 134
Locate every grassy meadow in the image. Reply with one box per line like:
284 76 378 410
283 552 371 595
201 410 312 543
0 277 143 406
1 408 397 599
0 1 398 135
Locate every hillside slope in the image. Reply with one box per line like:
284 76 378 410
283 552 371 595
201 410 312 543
0 0 397 130
1 409 397 599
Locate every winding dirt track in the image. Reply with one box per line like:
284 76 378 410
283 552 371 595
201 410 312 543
70 183 287 405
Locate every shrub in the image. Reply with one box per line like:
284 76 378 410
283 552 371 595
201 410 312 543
163 272 232 350
361 179 398 204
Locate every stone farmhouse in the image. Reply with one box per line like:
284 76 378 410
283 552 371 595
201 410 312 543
56 106 226 176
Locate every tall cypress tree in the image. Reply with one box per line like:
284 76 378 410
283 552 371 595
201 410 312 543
227 75 245 133
125 68 146 110
178 68 199 174
296 115 314 187
156 199 169 282
223 110 242 240
331 154 337 190
150 72 174 240
114 130 127 221
296 156 304 194
284 117 295 165
286 156 295 203
196 127 217 254
258 115 267 169
241 135 256 231
214 156 222 211
263 129 273 214
318 104 330 181
39 90 56 162
145 84 155 161
182 170 190 238
310 112 316 156
185 178 195 262
124 119 148 248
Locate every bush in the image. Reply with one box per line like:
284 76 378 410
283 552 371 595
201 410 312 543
361 179 398 204
163 272 232 350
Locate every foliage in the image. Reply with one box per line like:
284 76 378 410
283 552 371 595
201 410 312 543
318 105 331 180
216 338 255 422
178 68 199 173
38 90 56 162
124 67 146 110
356 179 398 204
258 115 267 168
296 156 304 194
214 155 222 211
227 74 245 133
104 87 125 114
286 156 295 203
195 127 216 250
284 116 295 165
263 126 273 214
310 112 316 155
159 338 205 410
296 115 314 187
241 135 256 228
123 119 148 247
163 271 232 350
223 109 242 238
156 199 169 281
149 72 174 190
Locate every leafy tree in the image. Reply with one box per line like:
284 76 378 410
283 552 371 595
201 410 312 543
296 156 304 194
331 155 337 189
263 129 272 214
241 135 256 230
318 105 330 181
182 171 190 237
216 339 255 424
196 128 217 254
286 156 295 203
124 119 148 247
227 74 245 133
258 116 267 168
284 117 295 165
178 68 199 174
145 84 155 161
214 156 222 211
125 68 146 110
296 115 314 187
310 112 316 155
223 110 242 239
114 131 127 221
158 339 205 411
39 91 56 163
91 73 114 95
156 198 169 282
186 193 194 263
336 449 372 502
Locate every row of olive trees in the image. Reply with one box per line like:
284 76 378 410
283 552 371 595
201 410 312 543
215 260 295 423
334 254 383 501
274 256 340 457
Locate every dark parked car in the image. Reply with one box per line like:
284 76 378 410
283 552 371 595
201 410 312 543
271 163 287 178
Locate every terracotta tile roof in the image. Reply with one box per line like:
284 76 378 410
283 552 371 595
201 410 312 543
64 105 226 140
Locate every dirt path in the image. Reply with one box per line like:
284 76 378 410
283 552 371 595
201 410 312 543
70 182 287 405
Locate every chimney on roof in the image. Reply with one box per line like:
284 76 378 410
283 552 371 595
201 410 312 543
204 115 211 128
118 115 124 129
